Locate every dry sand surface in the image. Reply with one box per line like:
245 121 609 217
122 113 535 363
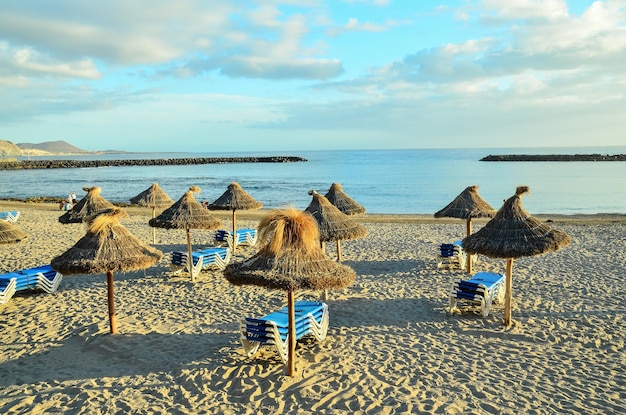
1 201 625 414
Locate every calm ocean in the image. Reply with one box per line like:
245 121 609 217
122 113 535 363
2 147 625 215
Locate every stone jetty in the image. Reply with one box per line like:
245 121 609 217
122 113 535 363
480 154 626 162
0 156 307 170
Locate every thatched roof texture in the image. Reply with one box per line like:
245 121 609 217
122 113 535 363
130 183 174 208
223 208 356 291
434 185 496 219
0 220 27 244
52 208 163 275
462 186 571 259
324 183 365 215
59 186 116 224
305 191 367 242
149 186 221 230
208 182 263 211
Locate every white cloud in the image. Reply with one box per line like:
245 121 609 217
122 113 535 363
11 47 101 79
481 0 569 21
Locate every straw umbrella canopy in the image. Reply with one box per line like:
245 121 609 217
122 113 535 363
207 182 263 251
51 208 163 334
434 185 497 272
324 183 366 216
129 183 174 243
59 186 116 224
305 190 367 262
0 220 27 244
148 186 222 282
223 208 356 376
462 186 571 326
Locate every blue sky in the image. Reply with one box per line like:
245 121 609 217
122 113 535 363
1 0 625 152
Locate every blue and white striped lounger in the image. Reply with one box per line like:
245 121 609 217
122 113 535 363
436 240 466 269
240 301 329 363
214 228 258 249
449 271 505 318
0 264 63 305
169 246 231 278
0 211 20 222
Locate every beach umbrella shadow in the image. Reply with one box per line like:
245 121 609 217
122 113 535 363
462 186 571 326
223 208 356 376
434 185 497 273
207 182 263 252
148 186 222 282
130 182 174 244
51 208 163 334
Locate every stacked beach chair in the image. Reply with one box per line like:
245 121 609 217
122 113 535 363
169 246 231 278
0 264 63 305
449 271 505 318
0 211 20 222
214 228 258 250
436 240 466 269
240 301 329 363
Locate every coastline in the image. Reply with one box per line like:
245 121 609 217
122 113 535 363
0 156 307 170
2 200 625 224
1 203 625 413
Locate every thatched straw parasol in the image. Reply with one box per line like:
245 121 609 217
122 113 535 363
462 186 571 326
208 182 263 251
223 208 356 376
305 190 367 262
0 220 27 244
324 183 365 216
149 186 222 282
51 208 162 334
434 185 496 272
59 186 116 224
130 183 174 243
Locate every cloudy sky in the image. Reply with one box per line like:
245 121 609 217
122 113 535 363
1 1 625 152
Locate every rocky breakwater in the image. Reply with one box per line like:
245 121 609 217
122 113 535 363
0 156 307 170
480 154 626 162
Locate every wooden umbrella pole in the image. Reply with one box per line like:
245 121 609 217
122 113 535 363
287 290 296 376
186 228 195 283
232 210 237 252
504 258 514 327
336 240 342 262
466 218 473 274
152 207 157 244
107 271 118 334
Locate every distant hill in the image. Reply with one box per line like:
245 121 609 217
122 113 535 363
17 140 87 154
0 140 24 157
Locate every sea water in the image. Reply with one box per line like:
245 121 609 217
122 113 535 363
1 146 625 215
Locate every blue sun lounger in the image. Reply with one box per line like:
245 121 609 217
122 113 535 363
449 271 505 317
214 228 258 249
169 246 231 278
240 301 329 363
0 211 20 222
0 264 63 305
436 240 466 269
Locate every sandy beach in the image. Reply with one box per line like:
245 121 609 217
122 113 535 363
1 200 624 414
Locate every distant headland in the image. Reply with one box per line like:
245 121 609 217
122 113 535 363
480 154 626 162
0 139 307 169
0 156 307 170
